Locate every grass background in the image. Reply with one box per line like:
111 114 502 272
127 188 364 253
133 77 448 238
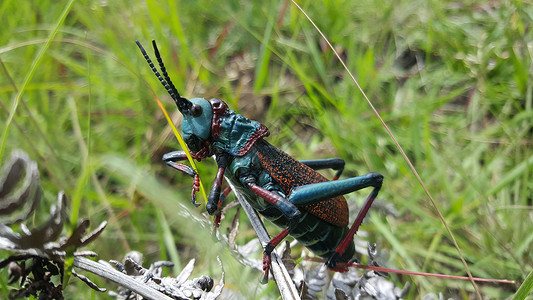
1 0 531 298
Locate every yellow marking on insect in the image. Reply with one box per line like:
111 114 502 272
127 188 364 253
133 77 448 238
153 95 208 205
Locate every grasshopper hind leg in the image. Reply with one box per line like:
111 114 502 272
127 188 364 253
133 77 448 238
325 173 383 271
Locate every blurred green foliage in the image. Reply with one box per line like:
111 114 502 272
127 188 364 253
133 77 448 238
1 0 531 298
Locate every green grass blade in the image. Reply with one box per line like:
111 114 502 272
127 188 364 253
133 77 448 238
0 0 74 162
156 207 182 272
254 15 274 93
513 269 533 300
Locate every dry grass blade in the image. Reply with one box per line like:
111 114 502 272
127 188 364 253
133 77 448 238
225 178 301 300
290 0 482 298
73 257 175 300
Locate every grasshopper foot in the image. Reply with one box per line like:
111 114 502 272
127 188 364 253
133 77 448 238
327 252 350 272
261 252 271 283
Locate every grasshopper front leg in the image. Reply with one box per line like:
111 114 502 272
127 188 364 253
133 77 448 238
162 151 200 207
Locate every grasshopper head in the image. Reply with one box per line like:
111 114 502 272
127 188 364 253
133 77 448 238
137 40 266 159
137 40 218 159
181 98 213 156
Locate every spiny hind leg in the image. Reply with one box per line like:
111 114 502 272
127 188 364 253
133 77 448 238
326 173 383 270
285 172 384 271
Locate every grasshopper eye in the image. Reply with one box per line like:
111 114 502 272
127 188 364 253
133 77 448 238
190 104 203 117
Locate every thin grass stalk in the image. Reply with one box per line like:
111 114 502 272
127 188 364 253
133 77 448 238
225 178 301 300
290 1 483 298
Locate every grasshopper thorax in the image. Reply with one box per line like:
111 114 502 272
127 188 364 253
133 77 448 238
180 97 231 160
182 97 270 161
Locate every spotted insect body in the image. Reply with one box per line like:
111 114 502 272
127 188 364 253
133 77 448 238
137 40 383 281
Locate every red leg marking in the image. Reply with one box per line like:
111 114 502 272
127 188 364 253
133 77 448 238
262 252 272 283
190 174 200 206
212 186 232 231
222 186 232 198
213 199 224 230
335 193 376 255
262 228 290 282
269 228 289 249
328 189 379 270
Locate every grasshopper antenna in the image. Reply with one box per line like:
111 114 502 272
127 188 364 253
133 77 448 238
151 40 181 102
135 40 192 113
